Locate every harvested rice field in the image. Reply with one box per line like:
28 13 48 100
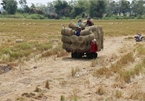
0 18 145 101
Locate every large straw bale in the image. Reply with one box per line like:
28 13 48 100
79 44 90 52
61 27 75 36
61 35 71 43
86 26 97 32
62 42 72 52
96 26 103 51
70 35 78 43
80 23 85 30
85 32 95 43
77 36 85 44
99 26 104 49
69 22 78 30
80 29 91 36
70 43 79 51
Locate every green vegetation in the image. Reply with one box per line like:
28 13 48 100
1 0 145 19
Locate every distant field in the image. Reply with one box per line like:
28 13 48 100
0 18 145 63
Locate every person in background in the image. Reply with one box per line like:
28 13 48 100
138 33 143 40
90 39 98 58
134 33 143 41
75 27 81 36
85 17 94 26
78 19 82 27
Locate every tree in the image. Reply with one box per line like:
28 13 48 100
54 0 72 18
89 0 106 18
131 0 145 16
120 0 130 16
105 0 116 17
19 0 27 9
1 0 17 14
69 0 89 18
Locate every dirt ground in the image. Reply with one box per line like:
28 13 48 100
0 36 145 101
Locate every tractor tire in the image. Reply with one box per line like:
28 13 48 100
86 52 98 59
94 53 98 59
86 53 93 59
71 52 83 58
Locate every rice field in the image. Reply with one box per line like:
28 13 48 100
0 18 145 63
0 18 145 101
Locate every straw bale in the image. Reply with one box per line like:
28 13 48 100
69 22 78 30
70 35 78 43
80 23 85 30
96 26 103 51
62 42 72 52
61 27 75 36
86 26 97 32
99 26 104 49
85 33 95 43
79 44 90 52
80 29 91 36
70 43 79 50
77 36 85 44
61 35 71 43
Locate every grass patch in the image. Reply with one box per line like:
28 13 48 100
71 67 80 77
93 52 134 78
96 85 105 95
135 44 145 56
115 90 122 98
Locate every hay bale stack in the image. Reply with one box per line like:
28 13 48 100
61 22 104 52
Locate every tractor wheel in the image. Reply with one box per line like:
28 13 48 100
71 53 76 58
86 53 93 59
94 53 98 59
86 53 98 59
71 52 83 58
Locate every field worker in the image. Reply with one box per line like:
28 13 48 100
90 39 98 58
86 17 94 26
138 33 143 40
78 19 82 27
75 27 81 36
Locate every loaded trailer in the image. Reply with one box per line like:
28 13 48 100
61 22 104 59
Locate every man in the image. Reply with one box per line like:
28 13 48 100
90 39 98 58
86 17 94 26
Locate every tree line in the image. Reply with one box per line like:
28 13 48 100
1 0 145 19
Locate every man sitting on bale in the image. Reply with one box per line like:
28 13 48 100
86 17 94 26
78 19 82 27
